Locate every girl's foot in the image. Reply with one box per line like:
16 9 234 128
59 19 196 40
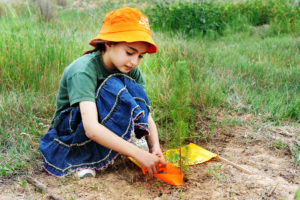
76 169 96 178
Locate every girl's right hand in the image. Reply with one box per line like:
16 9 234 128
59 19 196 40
134 149 166 177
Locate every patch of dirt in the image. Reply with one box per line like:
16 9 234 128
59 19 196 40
1 121 299 200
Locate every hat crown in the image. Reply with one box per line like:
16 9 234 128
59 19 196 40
101 8 150 33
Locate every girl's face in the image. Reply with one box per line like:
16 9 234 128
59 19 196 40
103 42 149 73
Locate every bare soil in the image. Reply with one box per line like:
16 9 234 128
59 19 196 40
1 118 299 200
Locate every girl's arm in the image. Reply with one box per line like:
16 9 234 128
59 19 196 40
79 101 166 176
146 114 164 158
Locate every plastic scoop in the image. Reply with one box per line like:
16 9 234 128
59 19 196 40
128 157 184 186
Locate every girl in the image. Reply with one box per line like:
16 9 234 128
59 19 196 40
39 7 166 178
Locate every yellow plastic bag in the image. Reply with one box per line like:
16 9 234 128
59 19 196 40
164 143 217 167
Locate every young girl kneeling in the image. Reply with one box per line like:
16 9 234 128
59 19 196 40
39 7 166 178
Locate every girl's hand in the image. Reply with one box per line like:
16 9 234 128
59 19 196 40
134 149 166 177
149 144 164 160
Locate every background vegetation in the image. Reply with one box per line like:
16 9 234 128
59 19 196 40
0 0 299 177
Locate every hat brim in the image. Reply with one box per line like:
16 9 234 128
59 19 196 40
89 30 157 54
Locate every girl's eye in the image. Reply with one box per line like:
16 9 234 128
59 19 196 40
126 51 144 59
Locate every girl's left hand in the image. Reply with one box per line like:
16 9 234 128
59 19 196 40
149 145 165 161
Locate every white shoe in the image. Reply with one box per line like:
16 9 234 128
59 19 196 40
76 169 96 178
131 136 149 151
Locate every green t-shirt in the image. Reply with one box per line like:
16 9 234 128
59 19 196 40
52 51 145 128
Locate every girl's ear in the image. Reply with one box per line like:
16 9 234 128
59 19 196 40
104 42 113 53
105 42 111 48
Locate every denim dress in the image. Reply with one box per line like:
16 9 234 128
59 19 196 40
39 74 150 176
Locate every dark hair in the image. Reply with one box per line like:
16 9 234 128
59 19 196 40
82 42 106 55
82 41 119 55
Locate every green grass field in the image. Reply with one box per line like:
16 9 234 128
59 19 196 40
0 0 299 176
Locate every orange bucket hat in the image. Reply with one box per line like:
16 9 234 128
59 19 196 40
89 8 157 54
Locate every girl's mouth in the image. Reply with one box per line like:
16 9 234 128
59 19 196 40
125 65 133 70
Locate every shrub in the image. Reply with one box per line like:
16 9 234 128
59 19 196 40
145 1 225 36
145 0 300 36
37 0 53 21
168 61 193 147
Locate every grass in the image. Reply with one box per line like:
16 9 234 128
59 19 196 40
0 90 53 176
145 32 300 124
0 0 299 176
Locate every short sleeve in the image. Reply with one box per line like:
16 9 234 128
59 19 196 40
67 72 97 106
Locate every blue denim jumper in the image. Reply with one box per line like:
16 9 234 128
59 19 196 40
39 74 150 176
